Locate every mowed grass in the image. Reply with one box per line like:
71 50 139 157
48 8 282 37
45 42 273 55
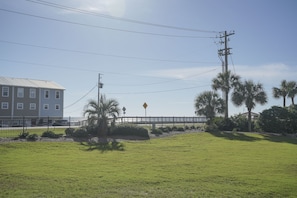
0 127 66 138
0 132 296 197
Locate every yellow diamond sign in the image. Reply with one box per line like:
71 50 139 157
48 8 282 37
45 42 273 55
143 102 148 109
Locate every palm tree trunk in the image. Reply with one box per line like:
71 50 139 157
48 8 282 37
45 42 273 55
292 97 295 106
248 109 252 132
225 90 228 119
283 96 286 107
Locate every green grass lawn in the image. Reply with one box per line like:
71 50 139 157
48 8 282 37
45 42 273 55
0 127 66 138
0 132 296 197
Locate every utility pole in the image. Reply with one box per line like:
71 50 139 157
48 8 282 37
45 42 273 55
98 73 103 105
217 31 235 119
218 30 235 73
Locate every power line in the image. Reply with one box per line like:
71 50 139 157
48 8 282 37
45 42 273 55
106 84 211 95
0 39 218 64
64 84 97 109
27 0 219 34
0 8 215 38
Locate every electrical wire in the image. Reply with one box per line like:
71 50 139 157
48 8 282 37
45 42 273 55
0 58 219 87
0 8 215 38
64 84 97 109
106 84 211 95
0 39 218 64
27 0 219 34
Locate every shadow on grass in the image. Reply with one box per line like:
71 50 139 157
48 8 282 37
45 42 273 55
208 131 261 142
261 134 297 145
208 131 297 145
78 138 125 153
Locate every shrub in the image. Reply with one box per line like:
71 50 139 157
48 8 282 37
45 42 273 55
26 134 38 141
151 128 163 135
205 124 219 132
258 106 297 134
65 128 75 136
19 131 29 139
72 128 90 138
212 117 235 131
110 124 149 138
158 127 169 133
176 127 185 131
41 131 60 139
230 115 253 132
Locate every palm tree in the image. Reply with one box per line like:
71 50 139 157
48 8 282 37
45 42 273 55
287 81 297 105
194 91 225 122
273 80 292 107
232 80 267 132
212 70 240 119
84 95 120 137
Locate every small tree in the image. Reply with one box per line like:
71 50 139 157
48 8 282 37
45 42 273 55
84 95 120 138
212 70 241 119
272 80 293 107
232 80 267 132
194 91 225 122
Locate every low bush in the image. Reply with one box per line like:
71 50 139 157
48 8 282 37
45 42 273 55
19 131 29 139
158 127 170 133
151 128 163 135
258 105 297 134
176 127 185 132
110 124 149 138
72 128 90 138
65 128 75 136
212 117 235 131
26 134 38 141
41 131 60 139
205 124 219 132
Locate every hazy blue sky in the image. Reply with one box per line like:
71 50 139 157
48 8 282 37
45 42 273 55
1 0 297 117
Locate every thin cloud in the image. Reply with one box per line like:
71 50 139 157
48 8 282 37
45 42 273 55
235 63 297 85
147 66 220 80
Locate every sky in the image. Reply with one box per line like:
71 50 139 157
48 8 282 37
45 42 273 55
1 0 297 118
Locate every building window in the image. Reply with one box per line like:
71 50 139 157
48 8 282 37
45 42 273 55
30 103 36 110
30 88 36 98
1 102 9 109
17 103 24 110
2 87 9 97
55 104 60 110
17 88 24 98
44 90 49 99
44 104 49 110
55 91 60 99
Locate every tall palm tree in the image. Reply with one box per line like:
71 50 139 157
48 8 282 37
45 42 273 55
212 70 240 119
273 80 291 107
232 80 267 132
287 81 297 105
194 91 225 122
84 95 120 137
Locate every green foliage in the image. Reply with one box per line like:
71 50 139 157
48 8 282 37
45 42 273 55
205 123 219 132
65 128 75 136
212 117 235 131
176 127 185 131
26 134 38 141
151 128 163 135
258 105 297 134
72 128 90 138
230 115 254 132
41 131 60 139
158 126 172 133
195 91 225 121
18 131 29 139
110 124 149 138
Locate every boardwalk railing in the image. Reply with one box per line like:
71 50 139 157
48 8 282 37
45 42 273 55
116 116 207 125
